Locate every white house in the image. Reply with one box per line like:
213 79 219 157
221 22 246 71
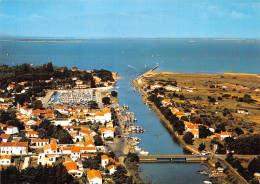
31 139 49 147
0 155 12 166
0 134 11 142
151 84 163 89
0 142 28 155
87 169 102 184
164 85 181 92
44 144 60 154
64 161 84 178
101 155 109 168
108 165 116 174
25 131 39 138
101 127 115 139
5 126 19 134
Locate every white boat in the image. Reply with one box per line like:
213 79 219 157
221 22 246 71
139 150 149 155
203 181 212 184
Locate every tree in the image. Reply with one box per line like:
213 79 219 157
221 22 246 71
198 143 206 151
102 97 110 105
183 132 194 144
94 135 103 146
31 100 43 109
46 62 54 72
1 165 20 184
111 91 117 97
58 129 73 144
88 101 98 109
112 165 128 184
199 125 210 138
248 157 260 174
126 153 139 162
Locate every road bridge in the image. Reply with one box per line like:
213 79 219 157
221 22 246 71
139 154 208 163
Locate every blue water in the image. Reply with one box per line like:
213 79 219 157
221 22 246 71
1 38 259 183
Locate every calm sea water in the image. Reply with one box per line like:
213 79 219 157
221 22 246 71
1 39 259 183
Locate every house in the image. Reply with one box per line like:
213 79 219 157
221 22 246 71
64 161 83 178
108 165 116 174
150 84 163 89
75 80 83 85
19 106 33 115
25 131 39 138
87 169 102 184
106 122 113 128
0 142 28 155
101 155 109 168
215 132 232 140
0 155 11 166
164 85 181 92
38 153 57 166
5 126 19 134
1 134 11 142
44 144 60 154
162 99 172 106
79 129 96 137
101 127 115 139
31 139 49 147
237 110 249 114
71 147 82 161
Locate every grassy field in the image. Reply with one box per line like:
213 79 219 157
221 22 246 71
142 72 260 133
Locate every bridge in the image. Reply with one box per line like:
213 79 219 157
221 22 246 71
138 154 208 163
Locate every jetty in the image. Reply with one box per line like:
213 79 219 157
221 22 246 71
136 63 159 80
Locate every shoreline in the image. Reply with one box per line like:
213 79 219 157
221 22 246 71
132 79 200 155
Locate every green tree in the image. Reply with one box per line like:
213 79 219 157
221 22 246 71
111 91 117 97
94 135 103 146
183 132 194 144
198 143 206 151
102 97 110 105
112 165 128 184
199 125 210 138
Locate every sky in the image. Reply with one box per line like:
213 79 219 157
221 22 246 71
0 0 259 38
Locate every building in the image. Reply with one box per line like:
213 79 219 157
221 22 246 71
150 84 163 89
87 169 102 184
5 126 19 134
164 85 181 92
25 131 39 138
101 155 109 168
101 127 115 139
1 134 11 142
31 139 49 147
0 155 11 166
44 144 60 154
64 161 83 178
0 142 28 155
108 165 116 174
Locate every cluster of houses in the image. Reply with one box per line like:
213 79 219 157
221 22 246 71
0 102 118 183
146 83 233 143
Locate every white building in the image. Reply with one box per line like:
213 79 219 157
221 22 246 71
0 142 28 155
5 126 19 134
108 165 116 174
101 127 115 139
0 155 12 166
31 139 49 147
87 169 102 184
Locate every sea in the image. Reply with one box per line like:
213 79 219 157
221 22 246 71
1 38 259 184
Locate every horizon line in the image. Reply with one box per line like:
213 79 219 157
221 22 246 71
0 36 260 41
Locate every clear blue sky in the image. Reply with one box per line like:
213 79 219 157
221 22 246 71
0 0 259 38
